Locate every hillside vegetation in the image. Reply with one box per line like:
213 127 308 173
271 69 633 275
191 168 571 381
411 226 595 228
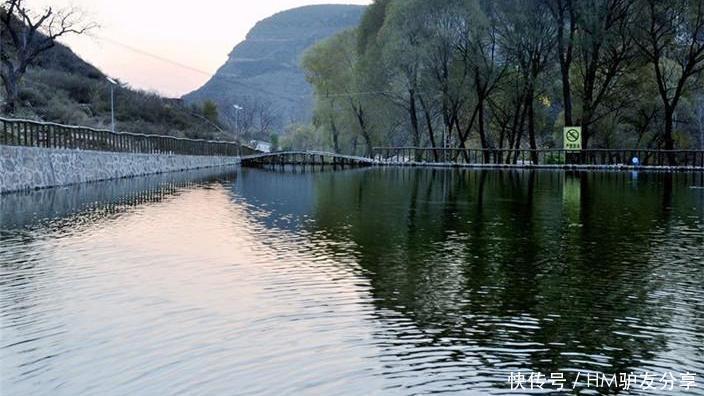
1 17 227 140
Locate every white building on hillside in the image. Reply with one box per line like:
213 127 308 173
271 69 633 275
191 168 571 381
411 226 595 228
250 140 272 153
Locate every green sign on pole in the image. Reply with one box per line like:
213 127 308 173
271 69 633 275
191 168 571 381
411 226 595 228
564 127 582 151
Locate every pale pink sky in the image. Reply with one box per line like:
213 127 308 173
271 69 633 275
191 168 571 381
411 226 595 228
30 1 370 97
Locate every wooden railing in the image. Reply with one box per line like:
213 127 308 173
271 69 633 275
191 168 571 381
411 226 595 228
0 117 259 157
241 151 375 167
372 147 704 168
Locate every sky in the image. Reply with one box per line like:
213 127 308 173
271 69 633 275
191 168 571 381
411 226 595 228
30 0 371 98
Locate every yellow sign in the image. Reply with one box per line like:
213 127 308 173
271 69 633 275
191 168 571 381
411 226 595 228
564 127 582 151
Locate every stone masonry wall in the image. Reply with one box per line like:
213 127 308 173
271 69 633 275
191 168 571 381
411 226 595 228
1 145 240 194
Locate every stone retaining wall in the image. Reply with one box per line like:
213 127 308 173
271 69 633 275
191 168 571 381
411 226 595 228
1 145 239 194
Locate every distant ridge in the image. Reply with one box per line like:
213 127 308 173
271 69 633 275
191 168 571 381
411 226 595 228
182 4 366 131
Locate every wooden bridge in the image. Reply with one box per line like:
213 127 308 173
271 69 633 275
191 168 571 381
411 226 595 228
240 151 377 168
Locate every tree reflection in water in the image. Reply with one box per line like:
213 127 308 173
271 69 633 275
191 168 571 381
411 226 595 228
236 167 704 391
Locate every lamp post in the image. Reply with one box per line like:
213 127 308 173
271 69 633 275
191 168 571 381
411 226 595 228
232 104 243 142
106 77 117 132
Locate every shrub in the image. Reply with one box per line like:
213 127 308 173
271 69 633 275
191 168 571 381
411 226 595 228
18 85 48 107
202 100 218 123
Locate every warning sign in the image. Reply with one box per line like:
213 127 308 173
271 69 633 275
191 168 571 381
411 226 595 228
564 127 582 151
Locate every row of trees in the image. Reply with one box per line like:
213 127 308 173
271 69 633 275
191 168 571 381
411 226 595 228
302 0 704 160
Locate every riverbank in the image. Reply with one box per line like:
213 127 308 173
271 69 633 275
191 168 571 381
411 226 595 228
375 160 704 172
0 145 239 194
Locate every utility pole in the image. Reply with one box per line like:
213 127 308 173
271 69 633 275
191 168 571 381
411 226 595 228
106 77 118 132
698 96 704 150
233 104 243 142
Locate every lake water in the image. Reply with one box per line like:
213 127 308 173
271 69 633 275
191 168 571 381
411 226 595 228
1 167 703 395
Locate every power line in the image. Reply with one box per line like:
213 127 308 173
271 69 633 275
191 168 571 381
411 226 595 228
90 34 419 101
93 35 304 103
97 36 215 78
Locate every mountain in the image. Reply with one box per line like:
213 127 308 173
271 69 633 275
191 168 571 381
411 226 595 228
182 4 366 133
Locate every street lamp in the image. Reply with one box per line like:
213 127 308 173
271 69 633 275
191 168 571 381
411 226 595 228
232 104 243 142
106 77 117 133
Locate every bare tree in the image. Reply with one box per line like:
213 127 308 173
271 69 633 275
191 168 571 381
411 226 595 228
497 0 556 163
635 0 704 160
546 0 637 148
1 0 95 112
457 1 507 161
254 101 277 137
426 2 472 157
575 0 637 148
225 96 280 140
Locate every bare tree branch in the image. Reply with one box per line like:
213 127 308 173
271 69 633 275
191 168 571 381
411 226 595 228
0 0 96 112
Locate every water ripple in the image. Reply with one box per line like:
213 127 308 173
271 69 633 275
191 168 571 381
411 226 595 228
1 169 703 395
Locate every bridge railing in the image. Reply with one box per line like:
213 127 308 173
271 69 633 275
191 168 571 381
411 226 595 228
372 147 704 168
0 117 260 157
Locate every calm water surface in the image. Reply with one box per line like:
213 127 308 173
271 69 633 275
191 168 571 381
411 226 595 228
1 168 703 395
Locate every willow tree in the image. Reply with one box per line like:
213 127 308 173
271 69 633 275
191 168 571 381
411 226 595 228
302 0 703 154
376 0 426 153
377 0 468 158
382 0 476 154
303 29 376 156
384 0 486 156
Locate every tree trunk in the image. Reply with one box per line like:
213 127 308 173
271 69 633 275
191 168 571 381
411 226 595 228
581 103 592 149
362 134 373 157
527 93 538 164
419 96 438 161
560 61 573 126
454 117 470 162
477 98 490 163
498 125 506 164
408 89 421 160
580 99 593 149
458 105 480 162
329 116 340 154
555 0 575 126
1 70 19 114
506 99 523 164
513 98 529 163
350 101 373 157
664 109 676 165
355 110 373 157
